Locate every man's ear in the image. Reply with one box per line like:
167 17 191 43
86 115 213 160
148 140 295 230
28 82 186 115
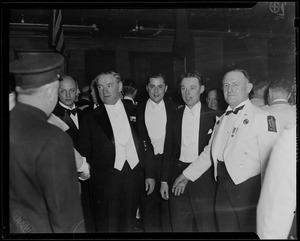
200 85 205 94
46 84 56 103
118 81 123 93
246 83 253 94
164 85 168 93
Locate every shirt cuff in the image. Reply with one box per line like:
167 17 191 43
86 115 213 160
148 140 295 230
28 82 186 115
182 170 192 181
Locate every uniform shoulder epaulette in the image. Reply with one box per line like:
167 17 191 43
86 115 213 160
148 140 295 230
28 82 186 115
176 105 184 111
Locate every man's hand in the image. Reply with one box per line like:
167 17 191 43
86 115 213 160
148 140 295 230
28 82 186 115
172 174 188 196
145 178 155 195
160 182 169 200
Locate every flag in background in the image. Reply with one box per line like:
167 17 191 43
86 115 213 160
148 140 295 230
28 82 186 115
49 9 65 54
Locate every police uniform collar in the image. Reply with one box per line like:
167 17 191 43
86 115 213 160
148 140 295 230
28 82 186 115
16 102 48 120
271 99 289 105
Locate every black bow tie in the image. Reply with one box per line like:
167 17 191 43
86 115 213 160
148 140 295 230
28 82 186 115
225 105 245 115
67 108 77 116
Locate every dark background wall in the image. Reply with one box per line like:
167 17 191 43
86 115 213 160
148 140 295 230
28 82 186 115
8 25 295 100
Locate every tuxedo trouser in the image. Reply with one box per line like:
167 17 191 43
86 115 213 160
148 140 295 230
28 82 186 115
169 160 217 232
140 154 172 232
215 161 261 233
80 179 96 232
94 161 143 232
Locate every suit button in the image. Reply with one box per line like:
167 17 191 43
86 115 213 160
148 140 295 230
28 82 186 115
239 164 243 168
244 152 247 155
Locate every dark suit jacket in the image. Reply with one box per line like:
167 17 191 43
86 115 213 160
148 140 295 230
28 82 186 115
122 99 138 129
52 102 83 148
137 99 177 179
161 103 222 183
10 102 84 233
77 101 152 192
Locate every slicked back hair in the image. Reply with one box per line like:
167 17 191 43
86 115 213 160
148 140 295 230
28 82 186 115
147 73 167 85
180 71 204 86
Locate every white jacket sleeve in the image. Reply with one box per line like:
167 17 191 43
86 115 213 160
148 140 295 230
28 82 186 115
183 136 213 182
256 124 296 239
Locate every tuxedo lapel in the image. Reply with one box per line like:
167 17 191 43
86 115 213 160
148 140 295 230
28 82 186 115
198 106 210 155
165 100 175 119
140 101 147 125
93 104 114 143
124 105 139 153
62 110 78 131
174 107 184 148
211 114 224 161
54 103 78 131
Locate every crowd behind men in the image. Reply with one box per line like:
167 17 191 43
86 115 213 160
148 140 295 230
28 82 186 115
9 52 297 238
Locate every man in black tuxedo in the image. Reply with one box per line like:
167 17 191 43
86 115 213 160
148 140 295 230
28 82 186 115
160 71 221 232
137 73 176 232
52 75 95 232
53 75 81 146
77 71 152 232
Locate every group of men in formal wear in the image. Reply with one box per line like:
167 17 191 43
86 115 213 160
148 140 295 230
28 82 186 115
9 52 296 238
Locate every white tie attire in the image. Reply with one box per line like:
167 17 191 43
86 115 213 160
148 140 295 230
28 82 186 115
105 99 139 171
179 102 201 163
145 99 167 155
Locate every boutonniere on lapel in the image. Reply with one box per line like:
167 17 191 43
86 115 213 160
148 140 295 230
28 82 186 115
215 116 221 125
176 105 184 111
130 116 136 122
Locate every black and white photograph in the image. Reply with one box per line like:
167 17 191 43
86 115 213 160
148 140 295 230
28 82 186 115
2 2 297 240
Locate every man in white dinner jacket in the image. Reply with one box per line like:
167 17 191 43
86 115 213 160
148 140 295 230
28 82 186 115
172 69 279 233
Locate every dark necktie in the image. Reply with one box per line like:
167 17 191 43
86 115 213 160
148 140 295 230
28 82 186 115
67 108 77 116
225 105 245 115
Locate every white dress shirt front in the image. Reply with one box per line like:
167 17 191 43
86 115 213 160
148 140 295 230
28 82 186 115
179 102 201 163
145 99 167 155
105 99 139 170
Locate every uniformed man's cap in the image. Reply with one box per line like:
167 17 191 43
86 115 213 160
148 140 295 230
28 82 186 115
10 52 64 89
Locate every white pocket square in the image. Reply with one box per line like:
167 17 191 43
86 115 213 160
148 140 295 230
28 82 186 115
208 129 213 134
130 116 136 122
